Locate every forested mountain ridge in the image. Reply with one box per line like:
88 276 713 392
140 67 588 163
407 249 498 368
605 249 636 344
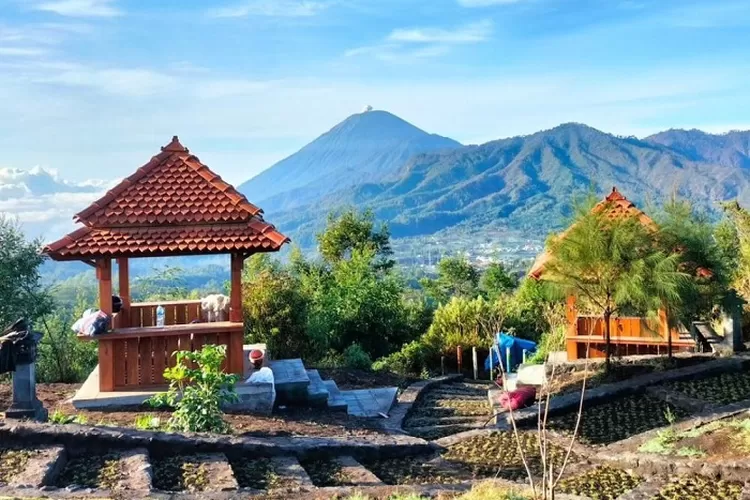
262 122 750 247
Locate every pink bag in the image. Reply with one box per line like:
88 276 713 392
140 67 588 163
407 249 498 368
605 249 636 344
497 386 537 411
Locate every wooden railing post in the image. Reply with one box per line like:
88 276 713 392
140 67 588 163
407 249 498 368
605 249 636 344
117 257 130 328
229 253 243 323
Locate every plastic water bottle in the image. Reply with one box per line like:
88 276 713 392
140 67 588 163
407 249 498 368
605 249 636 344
156 305 165 327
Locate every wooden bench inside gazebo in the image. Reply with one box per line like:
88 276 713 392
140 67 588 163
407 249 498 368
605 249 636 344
528 187 695 361
44 136 289 393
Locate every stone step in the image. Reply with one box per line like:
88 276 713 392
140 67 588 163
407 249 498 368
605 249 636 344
323 379 348 412
269 359 310 405
306 369 330 407
405 415 489 427
5 445 65 488
334 456 384 487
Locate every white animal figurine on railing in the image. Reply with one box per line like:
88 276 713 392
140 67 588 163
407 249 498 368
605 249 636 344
200 294 230 323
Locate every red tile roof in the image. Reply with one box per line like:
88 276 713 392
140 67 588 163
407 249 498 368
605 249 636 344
45 136 289 260
528 187 654 279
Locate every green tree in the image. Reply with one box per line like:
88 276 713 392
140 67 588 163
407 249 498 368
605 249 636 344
421 256 480 304
721 201 750 300
317 208 394 270
542 202 687 371
242 256 310 359
423 295 506 354
0 216 51 327
480 262 517 299
655 198 731 325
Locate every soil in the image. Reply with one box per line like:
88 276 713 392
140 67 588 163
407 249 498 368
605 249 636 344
653 474 742 500
557 466 643 500
652 417 750 461
151 455 210 492
55 452 123 489
0 382 388 438
546 356 712 398
299 458 353 487
315 368 418 392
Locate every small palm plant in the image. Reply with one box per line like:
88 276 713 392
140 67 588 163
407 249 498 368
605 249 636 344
147 344 239 433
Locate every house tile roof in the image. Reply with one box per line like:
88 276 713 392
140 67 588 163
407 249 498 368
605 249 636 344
528 187 654 279
44 136 289 260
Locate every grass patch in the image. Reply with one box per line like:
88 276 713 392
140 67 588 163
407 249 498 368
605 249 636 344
663 372 750 406
300 458 352 487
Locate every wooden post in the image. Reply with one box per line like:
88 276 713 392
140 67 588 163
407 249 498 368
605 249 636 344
441 356 445 376
456 346 462 374
472 347 478 380
96 258 114 392
229 253 243 323
117 257 130 328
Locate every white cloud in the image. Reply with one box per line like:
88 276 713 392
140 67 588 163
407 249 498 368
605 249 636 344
388 20 493 44
457 0 523 6
347 20 492 62
37 67 177 96
209 0 331 18
0 47 47 56
34 0 121 18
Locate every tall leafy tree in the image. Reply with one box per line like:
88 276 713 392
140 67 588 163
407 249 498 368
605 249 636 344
655 197 731 325
480 262 517 299
542 203 687 371
317 208 394 270
0 216 51 328
420 256 480 304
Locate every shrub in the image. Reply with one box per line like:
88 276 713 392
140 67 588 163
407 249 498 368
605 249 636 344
343 343 372 370
147 344 239 434
373 340 431 376
134 414 161 430
527 325 566 364
422 296 501 353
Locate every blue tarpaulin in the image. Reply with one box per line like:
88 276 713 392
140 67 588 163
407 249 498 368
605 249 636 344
484 333 537 373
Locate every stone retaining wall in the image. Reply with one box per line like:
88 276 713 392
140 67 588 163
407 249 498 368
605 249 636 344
0 420 434 461
505 356 744 426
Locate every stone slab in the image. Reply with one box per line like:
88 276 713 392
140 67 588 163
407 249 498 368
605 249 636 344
116 448 152 491
7 445 65 488
268 359 310 405
517 363 547 386
192 453 238 492
334 456 384 486
341 388 398 418
270 456 314 489
322 380 348 412
383 375 463 433
72 364 276 412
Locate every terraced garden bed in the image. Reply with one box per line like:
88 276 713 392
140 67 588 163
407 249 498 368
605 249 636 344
638 416 750 459
55 452 123 490
300 458 353 487
652 474 742 500
152 455 210 492
557 466 643 500
661 371 750 406
230 457 290 490
548 393 690 445
362 455 470 485
442 431 579 482
403 380 492 440
0 447 36 485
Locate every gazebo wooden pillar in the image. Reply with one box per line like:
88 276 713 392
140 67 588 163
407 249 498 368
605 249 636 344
44 136 289 392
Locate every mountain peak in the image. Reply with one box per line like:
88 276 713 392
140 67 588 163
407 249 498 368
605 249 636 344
238 110 461 207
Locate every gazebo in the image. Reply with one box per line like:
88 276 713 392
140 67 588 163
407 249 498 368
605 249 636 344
528 187 694 360
44 136 289 392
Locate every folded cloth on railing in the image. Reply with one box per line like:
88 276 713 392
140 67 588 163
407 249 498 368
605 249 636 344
495 386 537 412
75 310 110 336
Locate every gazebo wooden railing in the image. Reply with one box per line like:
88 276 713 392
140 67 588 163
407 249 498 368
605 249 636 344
44 136 289 393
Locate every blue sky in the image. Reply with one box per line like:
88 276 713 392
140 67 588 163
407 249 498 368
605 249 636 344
0 0 749 186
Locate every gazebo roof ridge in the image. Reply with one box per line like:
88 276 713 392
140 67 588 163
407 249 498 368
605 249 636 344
74 135 263 227
44 136 289 260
